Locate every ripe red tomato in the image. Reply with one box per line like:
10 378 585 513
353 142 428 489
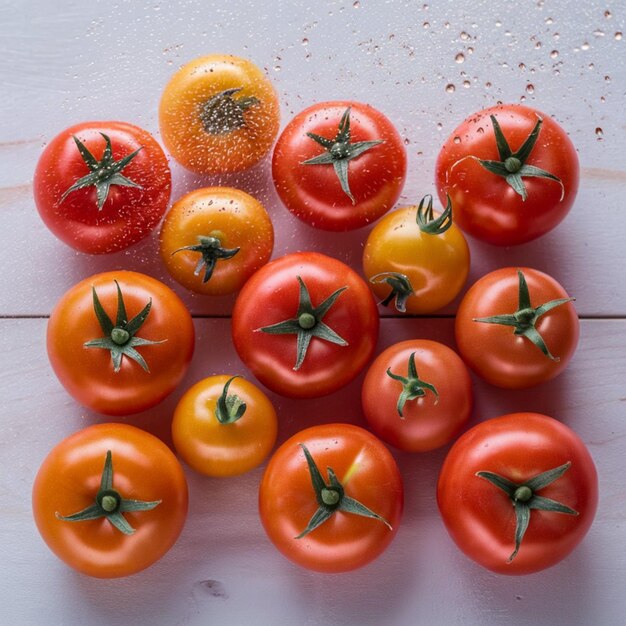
272 101 407 231
47 271 195 415
232 252 379 398
437 412 598 575
259 423 403 572
362 340 473 452
34 121 171 254
455 267 578 388
435 104 579 246
32 423 188 578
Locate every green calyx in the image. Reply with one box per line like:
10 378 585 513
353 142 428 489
302 107 384 204
295 444 392 539
386 352 439 417
369 272 414 313
172 233 240 283
416 193 453 234
473 269 575 361
215 376 247 424
199 87 259 135
476 461 578 563
56 450 161 536
258 276 348 371
60 133 143 210
84 280 165 373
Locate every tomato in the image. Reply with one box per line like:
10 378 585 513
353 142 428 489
363 194 470 314
437 412 598 575
272 101 406 231
231 252 379 398
47 270 195 415
259 423 403 572
159 187 274 296
362 340 473 452
171 375 278 477
435 104 579 246
32 423 188 578
34 121 171 254
455 267 578 389
159 54 280 174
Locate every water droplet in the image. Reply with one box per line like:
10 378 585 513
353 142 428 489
519 62 526 70
477 127 485 134
589 62 595 69
445 83 456 93
460 31 470 40
436 122 443 131
535 41 542 49
353 0 360 7
595 127 603 139
550 50 559 58
455 52 465 63
593 29 605 37
453 136 461 144
581 41 590 50
495 20 502 27
485 81 492 88
604 75 611 82
545 16 553 24
302 38 309 46
616 32 623 40
444 21 450 29
605 9 612 18
403 137 410 145
526 84 535 94
600 95 606 103
463 80 470 88
553 32 560 40
423 21 430 29
273 65 281 72
467 47 474 54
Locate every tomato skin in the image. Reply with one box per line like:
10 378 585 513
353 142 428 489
34 121 171 254
363 204 470 314
437 413 598 575
159 54 280 174
455 267 578 389
259 423 403 573
362 340 473 452
231 252 379 398
159 187 274 295
171 375 278 477
47 271 195 415
32 423 188 578
272 101 407 231
435 104 579 246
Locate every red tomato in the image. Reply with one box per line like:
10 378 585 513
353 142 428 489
231 252 379 398
437 412 598 575
34 121 171 254
272 101 407 231
32 423 188 578
362 340 473 452
259 423 403 572
435 104 579 245
455 267 578 388
47 271 195 415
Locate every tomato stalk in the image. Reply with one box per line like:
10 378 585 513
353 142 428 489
172 231 240 283
214 376 247 424
386 352 439 417
416 193 453 234
199 87 259 135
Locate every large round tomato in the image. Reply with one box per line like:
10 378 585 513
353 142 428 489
172 375 278 477
32 423 188 578
159 54 280 174
259 423 403 572
455 267 578 389
437 412 598 575
435 104 579 246
231 252 379 398
34 121 171 254
47 270 195 415
362 340 473 452
272 101 406 231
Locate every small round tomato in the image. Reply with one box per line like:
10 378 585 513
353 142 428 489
32 423 188 578
34 121 171 254
259 423 403 572
159 187 274 296
362 340 473 452
455 267 578 389
47 270 195 415
363 194 470 314
172 375 278 477
272 101 406 231
436 104 579 246
159 54 280 174
437 412 598 575
232 252 379 398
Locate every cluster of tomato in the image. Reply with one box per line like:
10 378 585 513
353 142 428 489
31 54 598 579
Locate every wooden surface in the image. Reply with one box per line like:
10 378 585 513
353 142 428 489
1 1 625 624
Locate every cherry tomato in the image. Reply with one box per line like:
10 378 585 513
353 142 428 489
231 252 379 398
455 267 578 389
435 104 579 246
272 101 407 231
47 270 195 415
32 423 188 578
259 423 403 572
159 54 280 174
172 375 278 477
437 412 598 575
159 187 274 296
363 194 470 314
362 340 473 452
34 121 171 254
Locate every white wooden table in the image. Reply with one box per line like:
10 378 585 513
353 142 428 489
2 1 625 624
